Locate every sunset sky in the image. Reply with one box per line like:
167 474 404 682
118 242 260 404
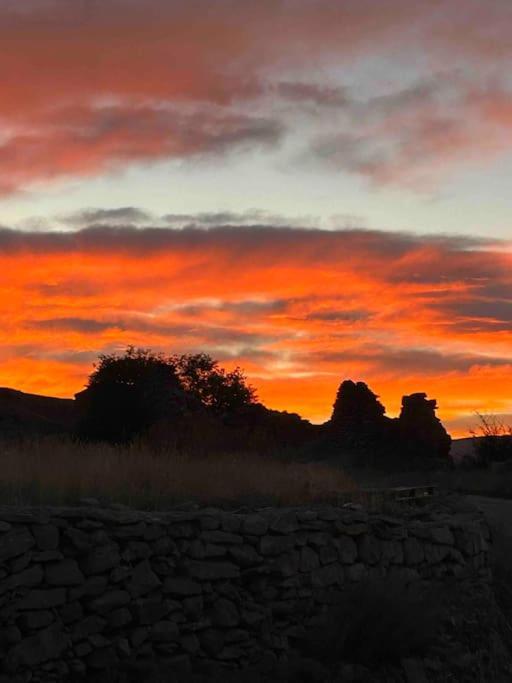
1 0 511 435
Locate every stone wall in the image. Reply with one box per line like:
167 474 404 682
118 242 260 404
0 501 490 681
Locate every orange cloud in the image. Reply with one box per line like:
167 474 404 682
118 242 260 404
0 224 510 436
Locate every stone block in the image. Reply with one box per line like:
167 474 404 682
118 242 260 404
45 559 84 586
212 598 239 627
163 577 202 596
243 515 269 536
81 544 120 575
72 615 106 641
358 535 381 565
126 560 161 597
6 623 68 671
201 530 243 545
404 538 424 566
151 620 180 642
17 588 66 611
299 546 320 572
0 528 35 561
335 536 357 564
260 535 295 556
18 610 54 631
89 589 130 614
187 560 240 581
32 525 59 551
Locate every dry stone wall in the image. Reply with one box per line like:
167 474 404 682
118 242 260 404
0 502 490 681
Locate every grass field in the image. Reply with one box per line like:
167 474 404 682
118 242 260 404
0 436 357 509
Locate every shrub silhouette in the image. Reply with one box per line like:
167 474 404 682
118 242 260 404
75 347 187 443
471 413 512 466
303 579 439 666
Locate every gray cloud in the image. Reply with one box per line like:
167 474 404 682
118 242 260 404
29 316 282 348
308 345 512 374
65 207 154 227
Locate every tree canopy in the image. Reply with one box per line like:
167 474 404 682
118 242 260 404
171 352 256 414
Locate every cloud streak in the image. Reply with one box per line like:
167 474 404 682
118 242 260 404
0 220 510 431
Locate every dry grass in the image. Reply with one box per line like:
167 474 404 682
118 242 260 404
0 436 357 509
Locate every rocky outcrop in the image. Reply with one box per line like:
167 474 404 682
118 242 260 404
0 502 490 681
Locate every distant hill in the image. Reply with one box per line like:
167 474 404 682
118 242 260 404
0 387 75 437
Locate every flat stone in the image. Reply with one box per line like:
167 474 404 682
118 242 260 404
81 544 120 575
228 544 261 567
180 633 200 654
212 598 239 627
358 535 381 565
74 641 93 657
345 563 367 582
6 623 68 671
243 515 269 536
72 616 106 641
430 527 454 545
19 610 54 631
200 628 225 656
183 596 203 620
111 522 146 538
32 524 59 551
311 564 343 587
201 530 243 545
9 551 33 574
335 536 358 563
69 575 108 601
404 537 424 565
163 578 202 596
272 551 299 577
126 560 161 597
89 590 130 614
87 646 118 669
187 560 240 581
300 546 320 572
17 588 66 610
260 535 295 556
0 528 35 561
59 601 84 625
0 565 43 595
319 545 338 565
269 512 298 534
151 620 180 642
336 522 368 536
45 559 85 586
33 551 63 562
109 607 132 629
402 658 428 683
134 597 170 625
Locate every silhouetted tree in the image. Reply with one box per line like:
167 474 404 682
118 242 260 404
398 392 451 461
171 353 256 415
76 347 187 443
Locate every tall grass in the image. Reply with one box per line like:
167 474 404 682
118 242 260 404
0 436 357 509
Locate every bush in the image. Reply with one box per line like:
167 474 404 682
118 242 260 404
303 579 439 666
471 413 512 466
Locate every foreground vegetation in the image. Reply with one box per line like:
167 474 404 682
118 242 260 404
0 436 356 509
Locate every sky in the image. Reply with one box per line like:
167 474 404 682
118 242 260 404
0 0 511 435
